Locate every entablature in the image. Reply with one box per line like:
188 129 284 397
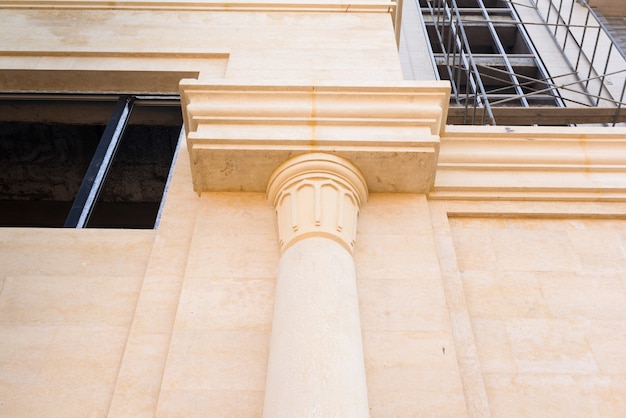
180 79 450 194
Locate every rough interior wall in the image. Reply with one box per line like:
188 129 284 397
451 217 626 417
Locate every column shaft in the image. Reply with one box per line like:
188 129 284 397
263 153 370 417
263 237 369 417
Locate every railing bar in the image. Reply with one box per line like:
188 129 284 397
420 0 440 83
597 44 613 104
613 75 626 126
576 8 591 72
555 0 564 40
562 0 575 51
477 0 529 107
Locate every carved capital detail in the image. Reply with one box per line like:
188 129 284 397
267 153 368 253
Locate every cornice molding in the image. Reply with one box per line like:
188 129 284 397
431 125 626 202
0 51 230 58
0 0 394 12
0 51 228 93
180 79 450 194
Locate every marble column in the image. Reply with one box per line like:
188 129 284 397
263 153 370 418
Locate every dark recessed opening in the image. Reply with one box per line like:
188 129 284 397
0 96 182 229
0 122 104 227
88 113 182 229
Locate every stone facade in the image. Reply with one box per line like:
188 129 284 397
1 0 626 417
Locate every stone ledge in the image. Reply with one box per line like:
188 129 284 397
432 125 626 201
180 79 450 193
0 0 395 12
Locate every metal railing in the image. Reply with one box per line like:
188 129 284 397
529 0 626 125
421 0 497 124
421 0 563 124
418 0 626 125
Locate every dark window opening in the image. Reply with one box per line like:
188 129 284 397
0 95 183 229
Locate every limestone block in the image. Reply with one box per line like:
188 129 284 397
450 216 626 416
486 373 626 417
484 374 594 417
363 330 467 417
567 228 626 273
0 275 141 326
461 271 549 319
160 329 270 392
0 323 128 417
107 139 199 418
125 277 184 334
184 193 280 279
493 228 580 272
180 193 280 279
107 332 175 418
449 224 498 272
0 10 402 81
578 375 626 417
357 193 435 235
358 278 449 332
585 320 626 375
185 230 279 279
354 231 441 280
471 318 517 374
433 125 626 201
180 80 450 194
540 272 626 320
0 228 154 277
608 376 626 415
194 193 278 236
506 318 598 374
147 209 199 277
175 277 275 331
225 47 402 80
156 390 264 418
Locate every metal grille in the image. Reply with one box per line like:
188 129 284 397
417 0 626 125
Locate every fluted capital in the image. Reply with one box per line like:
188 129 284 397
267 153 368 253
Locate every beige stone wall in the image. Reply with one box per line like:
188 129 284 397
148 192 471 417
425 197 626 417
0 228 154 416
4 192 626 417
0 148 469 417
451 217 626 417
0 2 408 416
2 1 626 417
0 7 403 90
426 122 626 415
155 192 278 417
356 194 467 416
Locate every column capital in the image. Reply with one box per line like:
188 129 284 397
267 153 368 253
